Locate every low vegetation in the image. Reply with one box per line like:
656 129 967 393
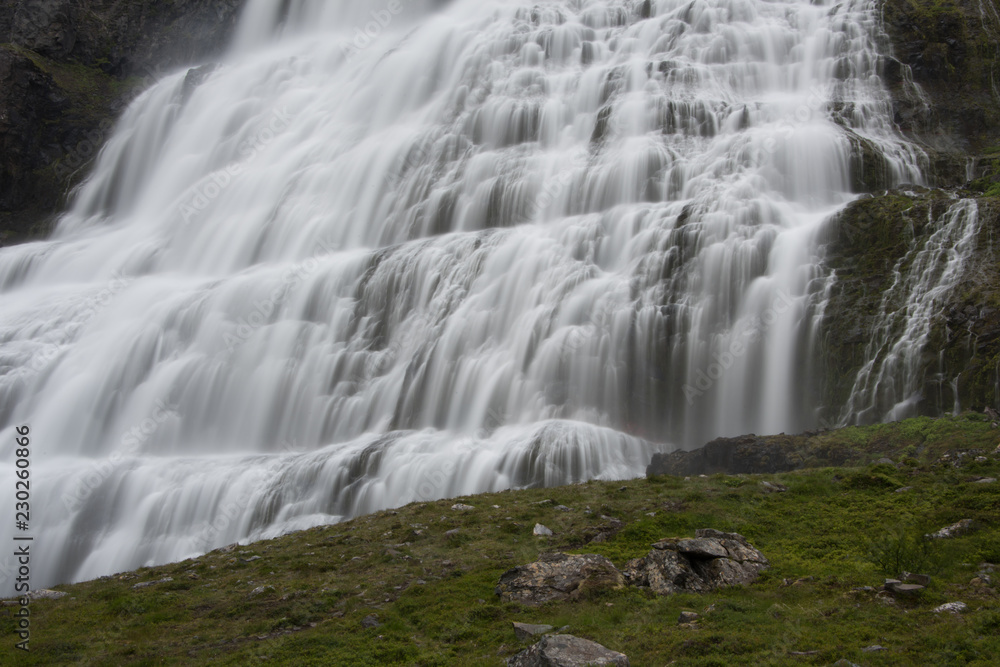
1 414 998 665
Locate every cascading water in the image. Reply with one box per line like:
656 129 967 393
0 0 928 592
839 197 982 424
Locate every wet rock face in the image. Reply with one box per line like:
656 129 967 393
10 0 76 59
623 529 769 595
0 46 65 211
495 553 625 605
647 434 806 477
881 0 1000 165
3 0 243 76
508 634 630 667
0 0 245 245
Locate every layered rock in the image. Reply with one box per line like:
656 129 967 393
495 553 625 605
623 529 769 595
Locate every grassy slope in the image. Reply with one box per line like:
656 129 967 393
1 414 999 666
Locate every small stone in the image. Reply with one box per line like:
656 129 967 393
886 582 924 596
901 572 931 586
862 645 887 652
445 528 461 536
554 505 571 512
27 589 67 600
932 601 967 614
875 590 896 605
249 585 275 596
512 622 555 641
242 555 261 562
533 524 554 537
361 614 380 629
928 519 974 539
678 611 699 624
760 481 787 493
974 456 988 463
832 661 861 667
974 477 997 484
132 577 173 590
876 458 897 467
894 486 913 493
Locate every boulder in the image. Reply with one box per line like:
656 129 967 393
507 634 629 667
496 553 625 605
623 529 768 595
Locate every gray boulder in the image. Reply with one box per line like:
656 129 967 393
508 634 629 666
623 529 768 594
496 553 625 605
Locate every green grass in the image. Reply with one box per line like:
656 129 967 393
1 417 998 665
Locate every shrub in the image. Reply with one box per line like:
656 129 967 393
863 525 944 575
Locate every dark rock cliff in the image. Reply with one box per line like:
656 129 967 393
0 0 243 244
879 0 1000 184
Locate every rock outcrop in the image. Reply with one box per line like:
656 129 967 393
508 634 630 667
623 529 768 595
647 434 807 477
880 0 1000 177
495 553 625 605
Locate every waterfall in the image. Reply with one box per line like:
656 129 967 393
839 198 981 423
0 0 927 592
